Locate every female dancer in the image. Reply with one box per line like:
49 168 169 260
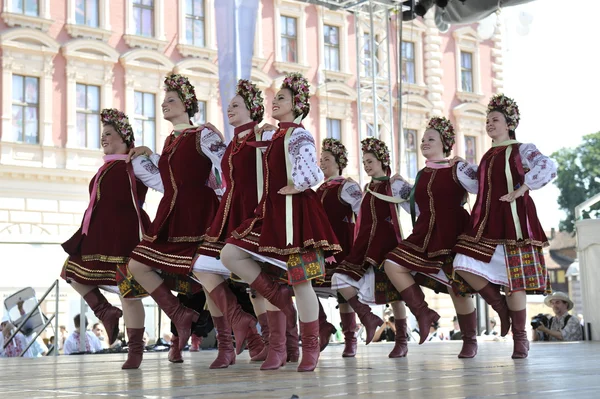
61 109 163 368
331 137 410 358
315 138 362 356
192 79 269 368
453 94 557 359
383 116 480 358
221 72 340 372
125 73 227 367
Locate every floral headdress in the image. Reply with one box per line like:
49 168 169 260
322 138 348 172
100 108 134 147
361 137 390 169
281 72 310 119
164 73 199 116
487 93 520 131
426 116 455 154
235 79 264 122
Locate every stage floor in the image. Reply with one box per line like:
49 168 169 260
1 340 597 398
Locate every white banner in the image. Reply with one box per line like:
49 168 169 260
215 0 260 142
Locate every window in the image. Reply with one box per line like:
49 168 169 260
404 129 418 179
192 100 207 125
460 51 473 92
185 0 205 47
133 0 154 37
464 136 477 164
401 41 416 84
363 33 379 77
75 84 101 149
11 0 39 16
326 118 341 140
75 0 99 27
323 25 340 71
11 75 39 144
281 16 298 63
133 91 156 151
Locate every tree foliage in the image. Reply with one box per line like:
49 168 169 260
552 132 600 232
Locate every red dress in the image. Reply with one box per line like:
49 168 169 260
62 160 150 286
227 123 340 285
130 128 224 275
334 180 402 304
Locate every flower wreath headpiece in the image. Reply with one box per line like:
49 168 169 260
426 116 455 153
164 73 199 116
236 79 264 122
322 138 348 171
281 72 310 119
361 137 390 169
487 93 520 131
100 108 134 147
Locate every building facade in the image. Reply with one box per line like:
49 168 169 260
0 0 503 335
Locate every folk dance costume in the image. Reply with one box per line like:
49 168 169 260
60 109 163 367
223 73 340 372
384 116 479 358
314 139 362 356
125 74 226 368
331 138 410 351
192 80 269 368
453 94 557 359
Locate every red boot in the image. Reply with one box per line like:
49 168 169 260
388 318 408 358
261 311 287 370
208 281 258 355
346 296 383 345
190 334 202 352
251 313 269 362
149 283 199 350
457 311 478 358
400 284 440 344
318 300 336 352
340 312 357 357
250 273 295 321
510 309 529 359
210 316 236 369
286 320 300 362
478 283 511 337
297 320 320 372
122 328 145 369
83 288 122 345
246 328 265 359
168 337 183 363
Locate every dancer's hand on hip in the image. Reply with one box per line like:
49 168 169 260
278 185 301 195
499 184 529 202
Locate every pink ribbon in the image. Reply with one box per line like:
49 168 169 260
425 159 451 169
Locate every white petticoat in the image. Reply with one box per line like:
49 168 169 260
385 259 451 287
453 244 509 287
331 267 376 304
191 254 232 277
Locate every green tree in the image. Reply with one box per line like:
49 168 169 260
552 132 600 232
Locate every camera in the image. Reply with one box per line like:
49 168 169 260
530 313 550 329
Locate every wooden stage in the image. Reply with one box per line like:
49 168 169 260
1 340 597 398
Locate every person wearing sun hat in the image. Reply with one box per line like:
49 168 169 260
535 291 582 341
452 94 558 359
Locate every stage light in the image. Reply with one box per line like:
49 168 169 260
402 0 416 21
435 0 449 8
415 0 434 17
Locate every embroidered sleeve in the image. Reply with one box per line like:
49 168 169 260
391 179 414 214
340 179 364 215
456 161 479 194
288 128 324 190
519 143 558 190
132 156 164 193
198 128 227 171
562 316 583 341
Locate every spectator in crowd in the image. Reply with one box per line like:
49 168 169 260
93 322 110 349
64 314 103 354
373 316 396 343
0 314 34 358
427 321 442 342
449 316 462 340
534 291 583 341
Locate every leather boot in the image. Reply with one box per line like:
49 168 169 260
400 284 440 344
340 312 357 357
168 337 183 363
478 283 511 337
457 311 478 358
286 320 300 362
251 313 269 362
190 334 202 352
510 309 529 359
318 300 336 352
149 283 199 350
249 273 295 321
260 311 287 370
210 316 236 369
83 287 122 345
246 328 265 359
388 318 408 358
122 328 145 369
297 320 320 372
346 296 383 345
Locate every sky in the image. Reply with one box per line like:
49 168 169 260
499 0 600 231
